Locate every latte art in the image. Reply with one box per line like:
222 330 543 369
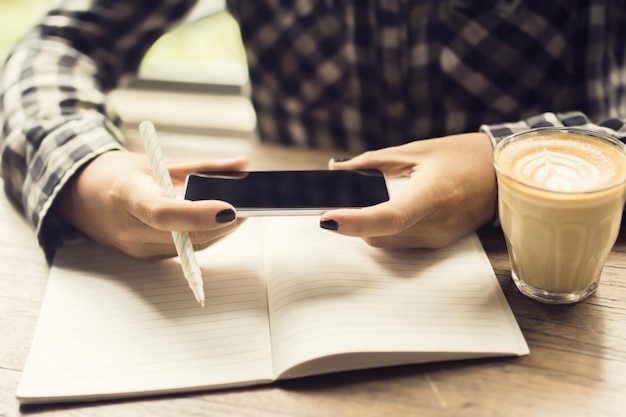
516 147 604 192
498 136 626 193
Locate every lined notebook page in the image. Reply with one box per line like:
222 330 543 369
263 216 529 378
17 221 273 403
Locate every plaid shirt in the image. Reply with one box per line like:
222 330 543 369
2 0 626 258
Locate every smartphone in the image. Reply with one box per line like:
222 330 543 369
184 169 390 216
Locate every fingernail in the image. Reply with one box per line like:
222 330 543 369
331 157 351 163
320 219 339 231
216 209 236 223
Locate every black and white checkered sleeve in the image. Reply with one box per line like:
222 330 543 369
481 111 626 147
0 0 197 259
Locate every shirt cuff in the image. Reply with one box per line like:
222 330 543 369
34 121 125 261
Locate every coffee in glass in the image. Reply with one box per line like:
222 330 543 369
493 127 626 304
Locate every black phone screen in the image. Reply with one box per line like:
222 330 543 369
184 170 389 214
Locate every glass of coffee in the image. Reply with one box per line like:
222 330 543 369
493 127 626 304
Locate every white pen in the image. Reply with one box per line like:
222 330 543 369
139 121 205 307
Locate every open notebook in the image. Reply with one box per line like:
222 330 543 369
17 195 528 405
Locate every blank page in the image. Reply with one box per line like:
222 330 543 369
17 221 273 404
265 217 528 378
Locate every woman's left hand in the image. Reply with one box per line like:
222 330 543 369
322 132 498 249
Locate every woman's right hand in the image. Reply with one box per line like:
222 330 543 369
54 150 250 259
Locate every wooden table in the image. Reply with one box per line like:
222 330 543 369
1 134 625 417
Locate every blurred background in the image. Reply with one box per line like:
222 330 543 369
0 0 255 138
0 0 46 59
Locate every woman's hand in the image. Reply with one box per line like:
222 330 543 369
322 132 497 249
54 150 249 258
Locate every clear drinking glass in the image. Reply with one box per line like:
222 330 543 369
493 127 626 304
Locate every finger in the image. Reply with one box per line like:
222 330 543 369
145 198 238 233
118 218 246 259
319 174 437 238
168 156 250 185
188 218 247 246
362 234 431 250
328 148 418 178
120 241 180 260
319 199 425 239
124 175 239 232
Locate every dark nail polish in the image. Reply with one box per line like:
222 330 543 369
216 209 236 223
320 219 339 231
331 157 351 163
